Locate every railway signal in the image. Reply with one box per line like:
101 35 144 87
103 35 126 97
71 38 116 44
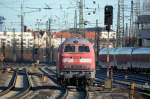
34 48 38 54
104 5 113 26
104 5 113 90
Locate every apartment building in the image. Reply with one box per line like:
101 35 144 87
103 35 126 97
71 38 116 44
0 32 34 48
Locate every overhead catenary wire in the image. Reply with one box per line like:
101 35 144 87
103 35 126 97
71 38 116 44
0 2 19 12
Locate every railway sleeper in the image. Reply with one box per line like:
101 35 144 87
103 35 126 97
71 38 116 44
113 67 150 75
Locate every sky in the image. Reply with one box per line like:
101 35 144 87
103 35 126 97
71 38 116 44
0 0 137 32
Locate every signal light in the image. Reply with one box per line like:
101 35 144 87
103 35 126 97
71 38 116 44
34 48 38 54
24 25 27 32
104 5 113 25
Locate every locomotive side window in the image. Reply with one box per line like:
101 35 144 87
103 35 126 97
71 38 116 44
79 46 90 52
64 45 75 52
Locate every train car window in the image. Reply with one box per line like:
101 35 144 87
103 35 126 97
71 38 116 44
79 46 90 52
64 45 75 52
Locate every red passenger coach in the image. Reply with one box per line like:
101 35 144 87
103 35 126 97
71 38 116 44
57 38 95 85
99 47 150 73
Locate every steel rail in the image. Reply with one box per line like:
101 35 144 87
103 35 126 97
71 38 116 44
13 68 31 98
61 88 68 99
0 69 18 96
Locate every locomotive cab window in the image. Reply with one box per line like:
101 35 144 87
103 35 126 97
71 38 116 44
79 46 90 52
64 45 75 52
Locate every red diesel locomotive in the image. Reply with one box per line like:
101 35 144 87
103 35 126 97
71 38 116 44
57 38 95 85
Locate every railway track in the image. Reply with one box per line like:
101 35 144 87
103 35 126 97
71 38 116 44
61 86 88 99
0 68 31 98
61 88 68 99
39 67 90 99
13 68 31 98
0 69 18 96
96 69 150 97
38 67 58 84
97 69 150 86
21 66 63 99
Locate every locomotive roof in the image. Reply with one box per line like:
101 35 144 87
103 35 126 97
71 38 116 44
62 38 90 44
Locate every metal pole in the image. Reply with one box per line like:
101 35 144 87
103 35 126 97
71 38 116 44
13 28 16 62
96 20 99 62
46 21 48 63
21 0 24 62
107 25 110 79
104 25 112 90
130 0 133 46
136 0 140 47
2 40 5 58
122 0 125 47
79 0 84 37
48 18 51 64
74 10 77 34
116 0 124 47
125 23 128 47
33 32 35 62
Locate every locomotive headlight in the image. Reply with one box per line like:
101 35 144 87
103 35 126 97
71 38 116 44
80 58 92 63
63 58 74 63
